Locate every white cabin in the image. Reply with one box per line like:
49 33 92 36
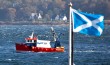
37 40 51 48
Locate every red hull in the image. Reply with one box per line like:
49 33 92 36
16 43 64 52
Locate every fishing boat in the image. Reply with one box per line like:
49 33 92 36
15 27 64 52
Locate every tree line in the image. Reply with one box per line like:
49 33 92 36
0 0 109 22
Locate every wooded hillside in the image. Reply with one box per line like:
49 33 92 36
0 0 109 22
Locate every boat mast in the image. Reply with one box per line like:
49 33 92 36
51 27 57 41
29 32 34 39
69 2 74 65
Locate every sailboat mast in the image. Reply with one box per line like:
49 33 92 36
69 2 74 65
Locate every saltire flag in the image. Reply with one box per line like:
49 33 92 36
71 8 104 36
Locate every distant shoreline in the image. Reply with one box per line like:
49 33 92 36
0 20 110 25
0 21 69 25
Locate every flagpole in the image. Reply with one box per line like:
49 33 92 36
69 2 74 65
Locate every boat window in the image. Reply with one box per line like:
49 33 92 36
28 40 29 42
34 40 36 43
30 40 32 42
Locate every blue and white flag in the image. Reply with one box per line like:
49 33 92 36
71 8 104 36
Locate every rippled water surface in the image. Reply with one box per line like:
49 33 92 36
0 25 110 65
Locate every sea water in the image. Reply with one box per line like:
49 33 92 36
0 25 110 65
